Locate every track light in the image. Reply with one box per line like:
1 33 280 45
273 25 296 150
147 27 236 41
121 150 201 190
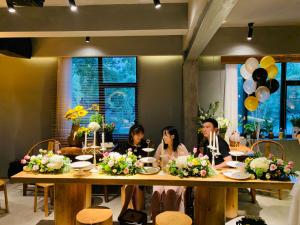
69 0 77 11
153 0 161 9
85 37 90 43
7 1 16 13
247 22 254 41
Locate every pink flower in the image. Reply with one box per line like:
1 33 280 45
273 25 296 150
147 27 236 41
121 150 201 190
128 148 132 152
198 153 204 158
268 153 274 159
277 159 283 166
24 155 31 160
123 168 129 175
103 152 109 157
270 164 277 171
193 147 198 154
21 159 27 164
200 170 207 177
288 161 294 169
56 150 62 155
188 162 193 167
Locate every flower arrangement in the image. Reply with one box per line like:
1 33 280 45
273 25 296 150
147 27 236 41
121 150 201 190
245 153 297 180
216 117 230 137
21 149 71 174
197 101 219 133
104 123 116 133
76 127 90 138
167 154 216 178
65 105 88 125
98 151 144 175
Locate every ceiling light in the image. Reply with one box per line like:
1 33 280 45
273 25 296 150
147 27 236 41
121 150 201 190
247 22 254 41
85 37 90 43
69 0 77 11
7 1 16 13
153 0 161 9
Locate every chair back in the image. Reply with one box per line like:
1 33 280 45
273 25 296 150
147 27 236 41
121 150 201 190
250 140 285 160
25 139 61 156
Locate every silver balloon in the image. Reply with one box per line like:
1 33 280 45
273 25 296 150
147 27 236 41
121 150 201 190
243 79 257 95
240 64 252 80
245 57 259 74
255 86 270 103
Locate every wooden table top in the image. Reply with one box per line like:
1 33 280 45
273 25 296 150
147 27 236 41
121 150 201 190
11 170 294 190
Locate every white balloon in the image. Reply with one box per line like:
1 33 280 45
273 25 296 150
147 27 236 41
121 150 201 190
240 64 252 80
255 86 270 103
243 79 257 95
245 57 259 74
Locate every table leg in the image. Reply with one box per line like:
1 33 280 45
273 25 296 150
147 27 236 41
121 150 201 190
55 183 91 225
226 188 238 219
194 186 226 225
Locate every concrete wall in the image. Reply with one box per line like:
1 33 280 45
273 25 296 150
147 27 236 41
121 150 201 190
0 56 58 178
202 26 300 56
138 56 184 146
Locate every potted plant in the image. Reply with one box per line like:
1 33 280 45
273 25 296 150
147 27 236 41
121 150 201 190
291 116 300 138
244 123 256 139
261 119 274 139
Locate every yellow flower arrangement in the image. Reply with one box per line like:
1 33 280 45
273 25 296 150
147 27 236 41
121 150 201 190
192 158 200 166
65 105 88 124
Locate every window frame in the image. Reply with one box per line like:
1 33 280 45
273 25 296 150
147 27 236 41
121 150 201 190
98 56 138 140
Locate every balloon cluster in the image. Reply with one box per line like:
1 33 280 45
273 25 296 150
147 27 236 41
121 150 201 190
241 56 280 111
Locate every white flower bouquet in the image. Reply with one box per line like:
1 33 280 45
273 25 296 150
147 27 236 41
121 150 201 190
245 153 297 180
21 149 71 174
167 154 216 178
98 150 144 175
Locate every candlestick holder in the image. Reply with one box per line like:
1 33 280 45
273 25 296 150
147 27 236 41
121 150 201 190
82 145 102 173
208 146 221 167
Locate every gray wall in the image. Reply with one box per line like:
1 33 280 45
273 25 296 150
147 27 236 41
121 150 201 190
138 56 183 147
0 55 183 178
202 26 300 56
0 56 57 178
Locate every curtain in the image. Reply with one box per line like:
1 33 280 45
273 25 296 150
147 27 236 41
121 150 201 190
55 57 72 146
224 64 238 140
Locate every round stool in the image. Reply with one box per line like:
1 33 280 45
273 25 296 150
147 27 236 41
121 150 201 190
76 208 113 225
156 211 192 225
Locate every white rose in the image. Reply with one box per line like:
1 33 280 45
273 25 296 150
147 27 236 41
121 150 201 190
88 122 100 132
175 156 188 169
201 160 207 167
250 157 270 172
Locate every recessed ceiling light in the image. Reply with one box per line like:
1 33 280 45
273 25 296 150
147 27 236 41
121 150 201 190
69 0 77 11
7 1 16 13
85 37 90 43
153 0 161 9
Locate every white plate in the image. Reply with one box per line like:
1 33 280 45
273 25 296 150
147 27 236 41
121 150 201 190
223 170 250 180
70 161 92 169
75 155 93 161
142 148 155 153
139 167 160 175
226 161 245 168
139 157 156 163
229 151 245 157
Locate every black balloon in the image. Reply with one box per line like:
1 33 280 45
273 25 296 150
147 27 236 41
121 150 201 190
266 79 280 93
252 68 268 82
257 79 267 87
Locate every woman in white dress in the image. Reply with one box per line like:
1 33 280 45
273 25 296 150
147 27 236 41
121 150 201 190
151 126 189 224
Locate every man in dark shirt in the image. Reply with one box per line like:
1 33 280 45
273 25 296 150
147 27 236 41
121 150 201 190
198 118 232 169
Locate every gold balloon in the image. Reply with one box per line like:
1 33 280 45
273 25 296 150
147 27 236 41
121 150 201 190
266 64 278 79
260 56 275 69
244 96 259 112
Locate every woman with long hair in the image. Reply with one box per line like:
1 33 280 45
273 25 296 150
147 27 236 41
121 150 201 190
151 126 188 224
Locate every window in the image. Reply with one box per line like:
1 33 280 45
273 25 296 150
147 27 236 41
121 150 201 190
238 62 300 137
71 57 138 138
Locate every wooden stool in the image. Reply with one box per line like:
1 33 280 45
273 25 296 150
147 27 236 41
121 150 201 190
76 208 113 225
0 179 9 213
34 183 54 217
156 211 192 225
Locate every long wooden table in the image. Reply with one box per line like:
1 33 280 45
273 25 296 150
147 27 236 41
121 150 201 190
12 171 294 225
